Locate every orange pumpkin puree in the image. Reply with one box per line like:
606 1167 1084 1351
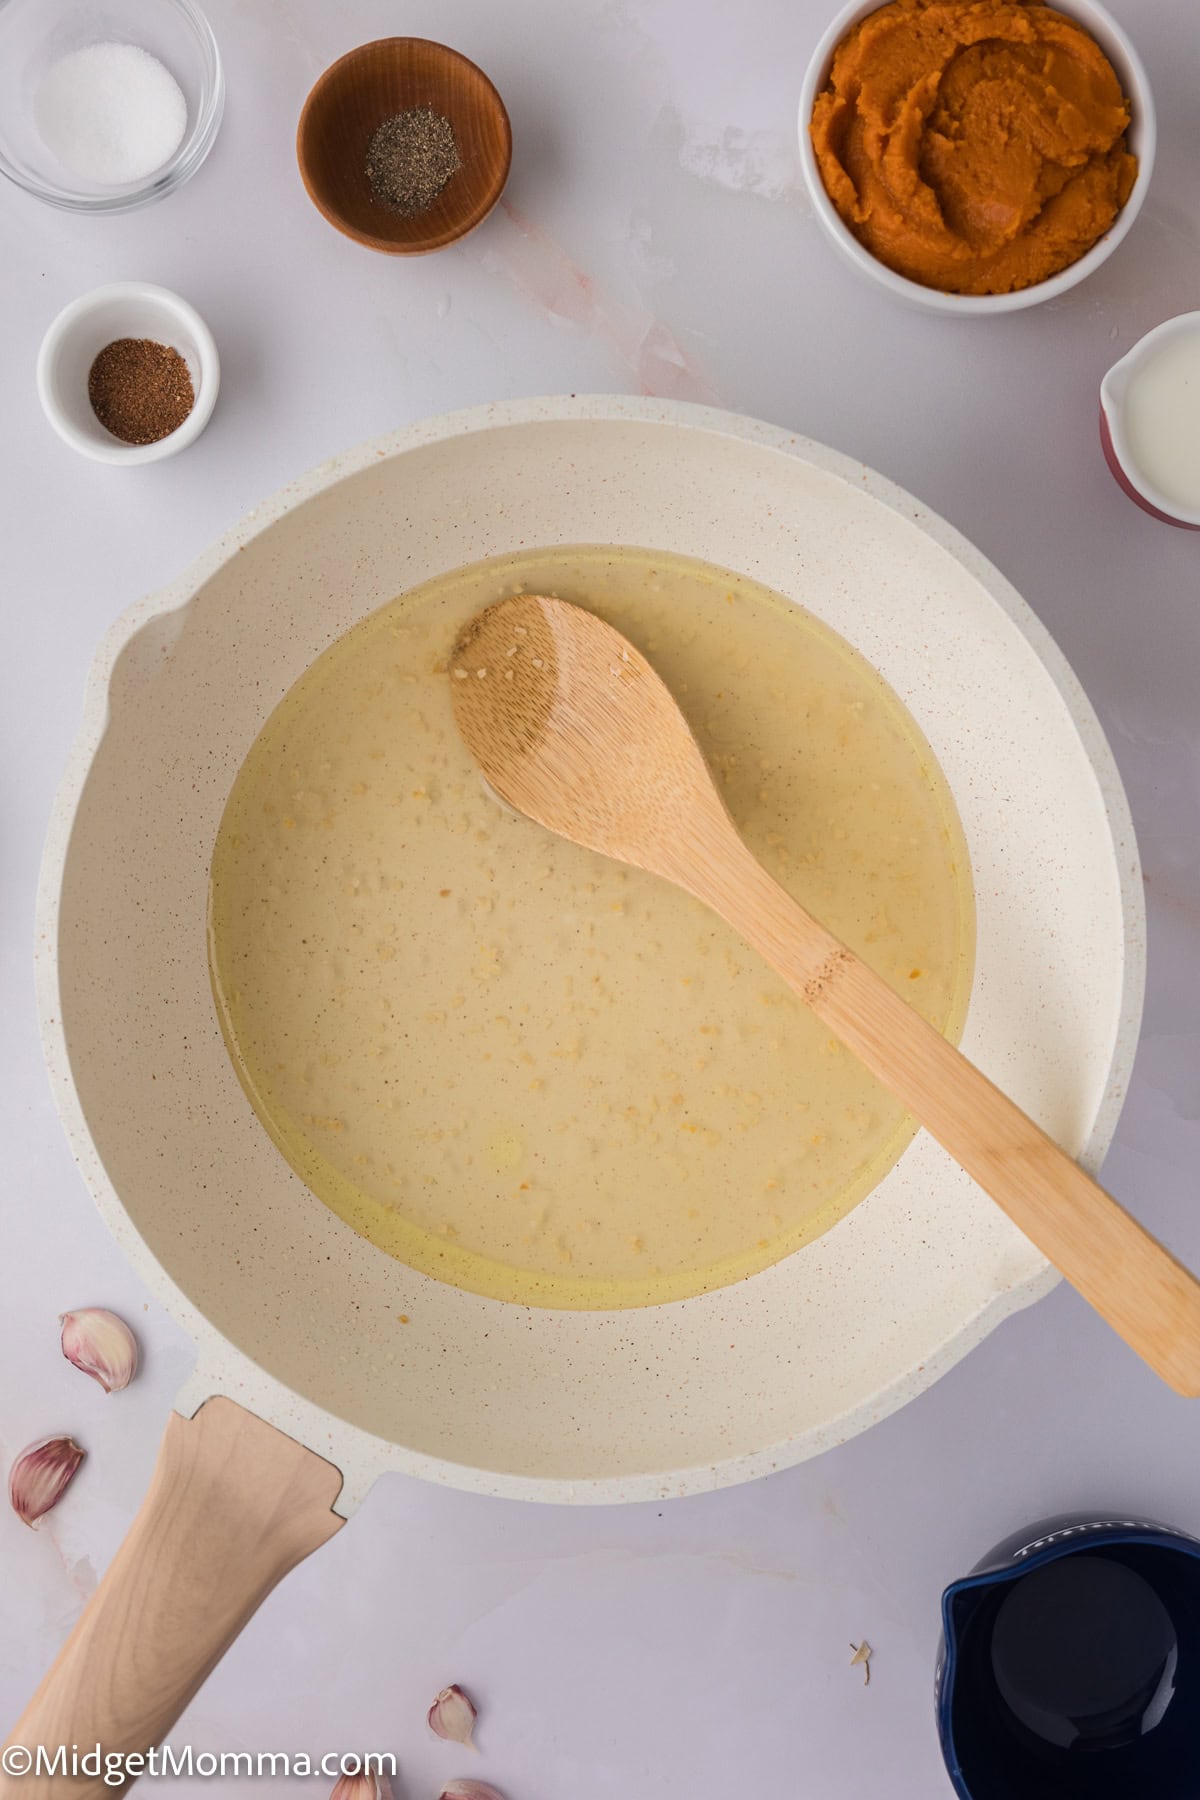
810 0 1137 296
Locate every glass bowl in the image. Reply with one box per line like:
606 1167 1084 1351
0 0 223 212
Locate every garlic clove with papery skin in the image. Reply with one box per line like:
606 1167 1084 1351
428 1685 478 1748
329 1762 391 1800
9 1436 86 1527
438 1784 507 1800
59 1308 138 1393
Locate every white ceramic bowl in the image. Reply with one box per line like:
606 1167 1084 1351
798 0 1156 316
37 282 219 464
0 0 223 213
1100 311 1200 530
39 399 1143 1507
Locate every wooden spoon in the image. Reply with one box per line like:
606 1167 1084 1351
450 594 1200 1394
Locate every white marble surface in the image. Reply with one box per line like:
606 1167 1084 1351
2 1 1199 1794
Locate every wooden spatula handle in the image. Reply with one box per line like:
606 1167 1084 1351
0 1398 344 1799
683 836 1200 1396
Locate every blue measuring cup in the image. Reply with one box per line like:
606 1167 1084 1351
937 1514 1200 1799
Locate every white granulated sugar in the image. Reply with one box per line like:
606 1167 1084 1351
35 42 188 186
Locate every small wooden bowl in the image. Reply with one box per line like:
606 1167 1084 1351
297 38 511 255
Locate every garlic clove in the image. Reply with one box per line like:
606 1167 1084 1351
9 1435 86 1527
329 1762 392 1800
59 1308 138 1394
428 1685 478 1748
438 1784 507 1800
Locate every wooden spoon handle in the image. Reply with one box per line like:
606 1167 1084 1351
0 1399 344 1799
687 839 1200 1395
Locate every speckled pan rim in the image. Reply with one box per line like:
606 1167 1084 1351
35 396 1145 1510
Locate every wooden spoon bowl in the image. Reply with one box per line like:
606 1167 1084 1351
296 38 511 255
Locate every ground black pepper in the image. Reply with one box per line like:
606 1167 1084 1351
88 338 195 445
365 108 461 216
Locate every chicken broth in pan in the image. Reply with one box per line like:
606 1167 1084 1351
209 546 974 1307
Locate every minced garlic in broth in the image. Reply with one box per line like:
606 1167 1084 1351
209 545 974 1308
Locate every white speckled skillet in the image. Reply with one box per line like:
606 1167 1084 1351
12 398 1143 1786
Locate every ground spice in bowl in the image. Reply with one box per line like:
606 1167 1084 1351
88 338 195 445
365 108 461 215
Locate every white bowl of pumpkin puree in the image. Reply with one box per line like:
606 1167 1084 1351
799 0 1155 312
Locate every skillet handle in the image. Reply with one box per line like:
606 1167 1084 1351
1 1397 344 1798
